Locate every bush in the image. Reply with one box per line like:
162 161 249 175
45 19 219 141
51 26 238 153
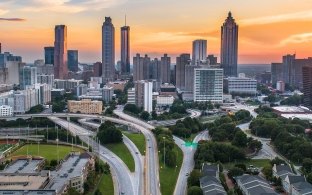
97 121 123 144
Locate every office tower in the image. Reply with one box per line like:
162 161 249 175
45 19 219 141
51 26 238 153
161 54 171 84
93 62 102 77
19 66 37 89
271 63 283 85
282 54 296 85
292 58 312 89
175 54 190 90
221 12 238 77
68 50 78 72
276 81 285 93
303 66 312 108
185 65 200 92
102 17 115 83
193 68 223 102
37 74 54 86
224 76 257 95
135 80 153 113
44 47 54 65
150 58 161 81
54 25 68 79
121 25 130 75
0 52 23 84
207 55 218 65
133 54 150 81
192 40 207 65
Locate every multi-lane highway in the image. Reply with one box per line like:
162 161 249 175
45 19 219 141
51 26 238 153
48 116 136 195
173 131 209 195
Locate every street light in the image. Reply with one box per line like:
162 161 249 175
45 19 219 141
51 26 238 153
163 137 166 168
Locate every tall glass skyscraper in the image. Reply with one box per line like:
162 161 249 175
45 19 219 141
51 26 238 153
54 25 68 79
44 47 54 65
221 12 238 77
68 50 78 72
102 17 115 83
121 25 130 75
192 40 207 65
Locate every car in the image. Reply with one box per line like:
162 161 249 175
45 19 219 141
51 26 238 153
135 152 138 154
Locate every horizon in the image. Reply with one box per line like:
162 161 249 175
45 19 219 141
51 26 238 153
1 0 312 64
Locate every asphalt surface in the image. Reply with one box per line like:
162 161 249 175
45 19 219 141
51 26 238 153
173 131 209 195
48 116 136 195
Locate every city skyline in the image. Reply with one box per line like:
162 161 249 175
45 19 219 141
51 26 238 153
1 0 312 63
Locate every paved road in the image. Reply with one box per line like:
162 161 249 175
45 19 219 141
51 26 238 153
78 118 144 195
48 116 136 195
173 131 209 195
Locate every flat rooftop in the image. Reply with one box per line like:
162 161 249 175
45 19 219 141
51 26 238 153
0 175 48 190
0 190 56 195
272 106 310 113
2 159 43 174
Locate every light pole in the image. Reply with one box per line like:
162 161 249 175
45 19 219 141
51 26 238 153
163 137 166 168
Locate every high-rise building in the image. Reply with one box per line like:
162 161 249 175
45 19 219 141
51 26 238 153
175 54 190 90
54 25 68 79
276 81 285 93
121 25 130 75
271 63 283 85
192 40 207 65
37 74 54 86
303 66 312 108
161 54 171 84
135 80 153 113
282 54 296 85
102 17 115 83
150 58 161 81
221 12 238 77
93 62 102 77
44 47 54 65
207 55 218 65
68 50 78 72
133 54 150 81
19 66 37 89
185 65 200 92
0 52 23 85
224 76 257 95
193 68 223 102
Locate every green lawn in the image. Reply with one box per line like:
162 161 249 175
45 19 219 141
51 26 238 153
105 142 135 172
123 132 146 155
10 144 83 161
223 159 271 169
98 173 114 195
159 145 183 195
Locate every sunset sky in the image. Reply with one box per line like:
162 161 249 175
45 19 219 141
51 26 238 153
1 0 312 64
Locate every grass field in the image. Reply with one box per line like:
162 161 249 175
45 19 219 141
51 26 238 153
98 173 114 195
123 132 146 155
10 144 83 161
159 145 183 195
105 142 135 172
223 159 271 169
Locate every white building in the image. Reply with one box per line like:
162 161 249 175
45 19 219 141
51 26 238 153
135 81 153 113
276 81 285 93
192 40 207 65
193 68 223 103
0 105 13 116
156 95 174 106
224 76 257 96
19 66 37 89
102 86 114 103
127 88 135 104
37 74 54 86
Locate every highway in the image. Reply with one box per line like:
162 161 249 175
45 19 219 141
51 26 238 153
173 131 209 195
48 116 136 195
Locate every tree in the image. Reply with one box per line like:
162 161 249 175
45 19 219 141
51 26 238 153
228 167 244 178
94 189 102 195
187 170 201 187
187 186 203 195
262 165 273 180
124 104 141 114
50 159 58 167
65 187 80 195
232 131 248 147
140 111 150 121
97 122 123 144
307 173 312 184
151 111 157 120
303 158 312 173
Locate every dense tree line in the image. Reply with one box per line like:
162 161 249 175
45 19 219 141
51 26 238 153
169 117 204 138
153 127 178 167
0 118 55 128
280 94 303 106
26 105 44 114
97 121 123 144
37 128 82 144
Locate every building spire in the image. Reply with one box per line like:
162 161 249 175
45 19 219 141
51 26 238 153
125 14 127 26
228 11 232 18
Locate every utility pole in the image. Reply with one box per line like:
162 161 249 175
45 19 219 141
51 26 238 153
163 137 166 168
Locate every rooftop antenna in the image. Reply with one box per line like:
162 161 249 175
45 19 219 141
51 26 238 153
125 14 127 26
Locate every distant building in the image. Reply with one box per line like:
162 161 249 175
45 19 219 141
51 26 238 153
37 64 54 75
67 50 78 72
68 99 102 114
303 66 312 108
121 25 130 75
276 81 285 93
93 62 102 77
102 86 114 103
44 46 54 65
107 80 127 91
51 89 65 99
19 66 37 89
271 63 283 85
0 105 13 116
150 58 161 81
160 83 176 97
156 95 174 107
135 80 153 113
102 17 115 82
185 65 199 92
160 54 171 84
37 74 54 86
237 175 277 195
127 88 135 104
207 55 218 65
193 68 223 102
192 39 207 65
200 163 226 195
76 84 88 96
54 79 83 91
54 25 68 79
256 71 271 84
224 76 257 96
133 54 150 81
175 54 190 90
221 12 238 77
0 52 23 85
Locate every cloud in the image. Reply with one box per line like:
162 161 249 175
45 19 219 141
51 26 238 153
280 33 312 46
240 10 312 26
0 9 9 15
17 0 127 13
0 18 26 21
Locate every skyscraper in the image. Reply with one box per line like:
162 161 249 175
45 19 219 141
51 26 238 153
133 54 150 81
121 25 130 75
54 25 68 79
192 40 207 65
303 66 312 108
19 66 37 89
68 50 78 72
175 54 190 90
221 12 238 77
102 17 115 83
44 47 54 65
160 54 171 84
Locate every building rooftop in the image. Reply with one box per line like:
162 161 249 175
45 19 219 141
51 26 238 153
273 106 310 113
2 159 43 174
0 175 49 190
237 175 277 195
0 190 56 195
